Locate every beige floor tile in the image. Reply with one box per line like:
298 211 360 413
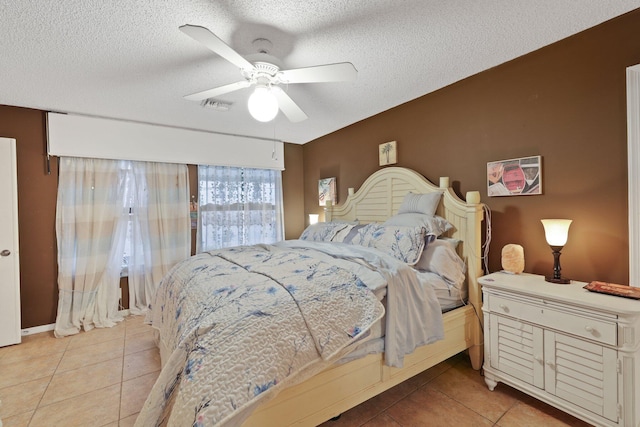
40 357 123 406
317 405 376 427
1 410 33 427
0 376 50 418
0 352 61 389
120 370 160 418
124 316 150 338
66 324 126 350
318 371 427 427
119 412 139 427
428 359 519 422
362 412 402 426
30 383 121 427
56 337 124 373
410 355 458 386
1 320 598 427
124 329 156 355
0 331 69 364
385 387 494 426
497 400 592 427
123 347 161 381
125 314 145 326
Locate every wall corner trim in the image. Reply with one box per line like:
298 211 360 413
627 64 640 287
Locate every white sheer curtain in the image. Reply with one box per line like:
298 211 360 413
55 157 190 337
197 165 284 252
55 158 128 337
127 161 190 314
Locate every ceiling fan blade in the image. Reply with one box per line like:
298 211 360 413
279 62 357 84
273 88 308 122
184 80 251 102
179 24 255 71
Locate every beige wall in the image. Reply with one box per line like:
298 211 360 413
302 9 640 286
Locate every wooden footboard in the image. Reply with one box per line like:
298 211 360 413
244 304 480 426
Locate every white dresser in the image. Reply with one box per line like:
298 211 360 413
480 272 640 427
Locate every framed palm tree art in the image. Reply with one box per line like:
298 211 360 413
379 141 397 166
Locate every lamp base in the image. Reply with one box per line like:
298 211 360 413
545 276 571 284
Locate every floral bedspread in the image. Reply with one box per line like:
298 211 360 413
135 244 384 427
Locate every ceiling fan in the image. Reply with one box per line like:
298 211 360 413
179 24 357 123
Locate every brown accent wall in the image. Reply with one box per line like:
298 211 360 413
303 10 640 285
282 143 305 239
0 106 58 328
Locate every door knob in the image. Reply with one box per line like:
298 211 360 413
1 249 10 257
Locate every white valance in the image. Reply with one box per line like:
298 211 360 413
46 113 284 170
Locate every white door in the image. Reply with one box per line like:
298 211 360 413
0 137 21 347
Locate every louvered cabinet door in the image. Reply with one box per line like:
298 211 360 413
544 331 618 422
489 315 544 388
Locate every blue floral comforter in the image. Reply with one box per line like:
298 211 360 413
136 243 385 427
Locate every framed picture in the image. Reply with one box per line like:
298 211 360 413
379 141 397 166
318 177 337 206
487 155 541 197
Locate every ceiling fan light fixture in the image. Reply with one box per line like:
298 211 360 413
248 85 278 122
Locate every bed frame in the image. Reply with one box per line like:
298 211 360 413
244 167 485 426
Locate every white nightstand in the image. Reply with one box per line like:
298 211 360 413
479 272 640 427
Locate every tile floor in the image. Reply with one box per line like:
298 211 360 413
0 316 591 426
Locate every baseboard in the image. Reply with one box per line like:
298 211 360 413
20 309 131 336
21 323 54 336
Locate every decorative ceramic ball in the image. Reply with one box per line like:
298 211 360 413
501 244 524 274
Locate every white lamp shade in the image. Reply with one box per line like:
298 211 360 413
248 86 279 122
541 219 572 246
308 214 319 225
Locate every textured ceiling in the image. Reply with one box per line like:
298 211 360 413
1 1 639 144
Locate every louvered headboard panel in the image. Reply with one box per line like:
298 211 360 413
327 167 485 317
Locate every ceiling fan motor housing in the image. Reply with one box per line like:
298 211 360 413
243 61 281 86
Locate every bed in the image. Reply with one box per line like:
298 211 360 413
137 167 485 427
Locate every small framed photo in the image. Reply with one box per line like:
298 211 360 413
379 141 397 166
487 155 542 197
318 177 337 206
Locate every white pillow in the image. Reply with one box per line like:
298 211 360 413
349 223 427 265
383 213 452 236
437 236 461 249
398 192 443 216
414 239 466 288
332 224 356 242
299 222 349 242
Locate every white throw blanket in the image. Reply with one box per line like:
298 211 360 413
137 244 385 427
277 240 445 367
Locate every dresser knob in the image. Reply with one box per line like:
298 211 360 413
545 360 555 369
499 304 508 311
534 356 544 363
585 326 594 333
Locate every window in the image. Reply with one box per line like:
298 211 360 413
197 165 284 252
55 157 190 334
118 161 137 277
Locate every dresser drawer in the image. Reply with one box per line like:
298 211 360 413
488 294 617 346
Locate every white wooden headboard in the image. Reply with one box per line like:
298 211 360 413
326 167 485 319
